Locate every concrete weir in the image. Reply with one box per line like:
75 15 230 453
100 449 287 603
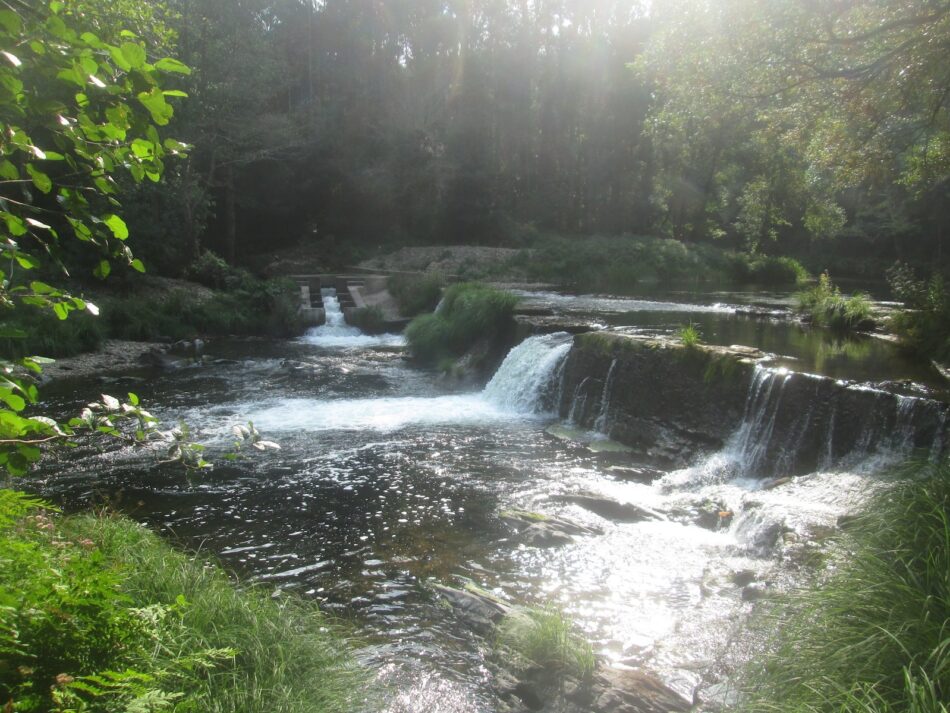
558 332 949 476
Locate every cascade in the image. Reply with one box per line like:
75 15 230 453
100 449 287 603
301 289 404 348
593 358 619 433
722 365 949 478
483 333 573 414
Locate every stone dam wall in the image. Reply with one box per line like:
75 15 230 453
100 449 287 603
556 332 949 476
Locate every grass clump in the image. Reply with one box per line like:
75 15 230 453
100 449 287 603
678 322 701 348
742 464 950 713
405 282 517 365
388 272 445 317
796 271 874 332
496 606 595 682
348 306 387 334
0 490 364 713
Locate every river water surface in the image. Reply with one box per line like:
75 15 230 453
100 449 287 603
32 287 947 711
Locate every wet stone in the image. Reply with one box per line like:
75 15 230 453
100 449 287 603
559 494 666 523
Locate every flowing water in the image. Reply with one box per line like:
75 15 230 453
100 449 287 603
30 288 948 711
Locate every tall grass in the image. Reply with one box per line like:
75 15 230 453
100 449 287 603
742 464 950 713
495 606 596 681
796 271 874 332
0 500 364 713
405 282 517 365
387 272 445 317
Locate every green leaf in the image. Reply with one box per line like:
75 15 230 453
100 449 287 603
103 214 128 240
25 164 52 193
14 254 40 269
0 11 22 36
0 160 18 180
53 302 69 320
136 89 173 126
120 42 147 70
154 57 191 75
1 393 25 411
130 258 145 273
94 259 111 279
162 90 188 98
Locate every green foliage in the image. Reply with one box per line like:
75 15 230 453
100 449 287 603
887 263 950 363
0 503 363 713
387 273 445 317
405 283 517 365
495 606 595 682
348 306 386 335
742 463 950 713
797 272 874 332
678 323 701 348
511 235 808 292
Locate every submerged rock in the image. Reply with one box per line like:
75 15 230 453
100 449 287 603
500 510 601 548
433 582 512 634
558 494 666 523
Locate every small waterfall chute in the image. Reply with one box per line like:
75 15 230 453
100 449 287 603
483 333 573 414
301 289 404 348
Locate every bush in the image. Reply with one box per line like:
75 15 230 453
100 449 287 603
388 272 444 317
886 263 950 363
0 306 105 359
495 606 595 681
741 463 950 713
796 272 874 332
405 283 518 364
184 250 255 291
0 492 364 713
348 306 387 334
510 234 807 292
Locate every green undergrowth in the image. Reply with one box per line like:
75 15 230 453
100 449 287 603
505 234 808 291
0 253 302 360
742 463 950 713
887 263 950 364
405 282 517 365
796 271 874 332
495 606 595 682
387 272 444 317
0 490 364 713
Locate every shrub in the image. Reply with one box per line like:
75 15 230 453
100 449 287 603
796 272 874 332
886 263 950 363
0 306 105 359
184 250 254 291
0 493 364 713
349 306 387 334
741 463 950 713
405 283 518 364
388 272 444 317
496 606 595 681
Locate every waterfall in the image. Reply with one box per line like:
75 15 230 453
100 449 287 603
301 289 404 348
720 365 949 479
483 333 573 414
593 358 619 433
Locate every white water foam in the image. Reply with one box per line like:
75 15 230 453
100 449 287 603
483 332 573 414
245 334 573 433
300 289 405 348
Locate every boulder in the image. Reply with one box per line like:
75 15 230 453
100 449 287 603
433 583 512 634
500 510 601 548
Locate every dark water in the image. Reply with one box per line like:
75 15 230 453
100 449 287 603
26 288 946 711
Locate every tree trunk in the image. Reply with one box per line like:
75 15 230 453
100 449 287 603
224 163 236 264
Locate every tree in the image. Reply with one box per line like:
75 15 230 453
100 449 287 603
0 0 191 474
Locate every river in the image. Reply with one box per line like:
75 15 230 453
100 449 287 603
31 287 948 711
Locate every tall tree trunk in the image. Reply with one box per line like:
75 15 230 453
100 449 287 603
224 163 236 264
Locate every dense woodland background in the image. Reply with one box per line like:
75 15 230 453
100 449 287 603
95 0 949 278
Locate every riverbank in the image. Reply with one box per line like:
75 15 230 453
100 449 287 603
0 492 365 712
740 463 950 713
